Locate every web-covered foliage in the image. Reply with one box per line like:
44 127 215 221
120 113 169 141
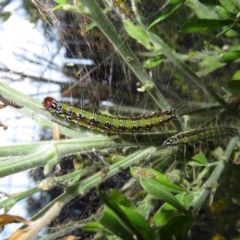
0 0 240 239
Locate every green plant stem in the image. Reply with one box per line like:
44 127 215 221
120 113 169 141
145 30 221 105
29 147 156 222
191 136 238 214
0 82 177 140
0 82 91 138
75 0 183 132
0 137 137 177
78 0 227 110
0 187 40 212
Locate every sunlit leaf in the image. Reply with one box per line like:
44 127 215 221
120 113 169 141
54 0 67 4
191 151 208 164
221 51 240 63
109 189 135 209
143 55 164 68
220 0 240 13
233 70 240 80
215 6 234 19
82 222 105 232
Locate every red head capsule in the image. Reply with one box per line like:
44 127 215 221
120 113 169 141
42 96 55 109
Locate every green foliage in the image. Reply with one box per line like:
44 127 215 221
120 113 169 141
1 0 240 239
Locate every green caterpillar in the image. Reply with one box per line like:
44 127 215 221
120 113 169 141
163 127 238 147
112 0 134 20
42 96 175 133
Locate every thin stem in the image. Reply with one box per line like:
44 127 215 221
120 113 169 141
191 136 239 214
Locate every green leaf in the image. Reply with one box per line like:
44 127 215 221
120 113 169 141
205 22 235 48
143 55 164 68
158 215 195 240
54 0 67 4
233 70 240 80
131 167 185 193
180 19 234 33
220 0 240 13
124 20 152 50
0 12 11 22
215 6 234 19
98 186 147 240
191 151 208 164
100 205 135 240
120 206 157 240
154 201 177 227
52 4 65 11
109 189 135 209
140 178 189 215
148 2 183 30
199 55 222 69
221 51 240 63
153 193 194 227
82 221 105 232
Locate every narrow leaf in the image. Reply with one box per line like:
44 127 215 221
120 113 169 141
148 2 183 30
221 50 240 63
131 167 185 193
98 186 143 240
191 152 208 164
100 206 135 240
54 0 67 4
180 19 234 33
140 178 189 215
154 193 194 227
109 189 135 209
220 0 240 13
205 22 235 48
82 222 105 232
158 215 195 240
120 206 157 240
124 20 152 50
143 56 164 68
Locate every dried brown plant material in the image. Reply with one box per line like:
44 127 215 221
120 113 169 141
7 202 63 240
60 236 80 240
53 123 60 140
0 214 32 233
